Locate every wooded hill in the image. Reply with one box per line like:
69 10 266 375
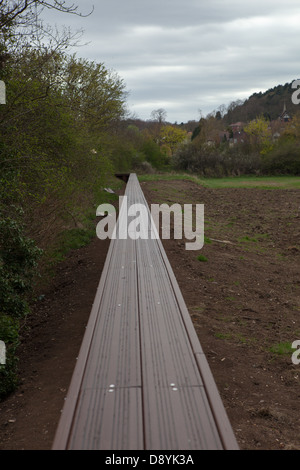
223 81 299 124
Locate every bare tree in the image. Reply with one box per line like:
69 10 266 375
150 108 167 124
0 1 93 30
0 1 93 71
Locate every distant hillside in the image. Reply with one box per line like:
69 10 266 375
223 81 299 124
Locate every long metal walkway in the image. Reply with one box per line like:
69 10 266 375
52 174 238 450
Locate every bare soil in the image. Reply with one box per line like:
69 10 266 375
0 178 299 450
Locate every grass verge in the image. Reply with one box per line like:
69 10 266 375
138 173 300 189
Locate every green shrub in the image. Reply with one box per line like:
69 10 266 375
142 139 163 169
262 141 300 175
0 212 42 397
173 143 261 176
0 214 43 318
0 315 20 399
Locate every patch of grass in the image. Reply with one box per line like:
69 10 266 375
45 186 121 269
235 333 248 344
238 235 258 243
138 173 300 189
269 342 294 356
276 253 287 261
238 233 269 245
198 176 300 189
216 330 256 345
51 228 95 263
138 173 205 185
191 305 206 314
197 254 208 262
215 332 233 340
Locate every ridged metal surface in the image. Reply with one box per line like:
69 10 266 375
52 174 239 450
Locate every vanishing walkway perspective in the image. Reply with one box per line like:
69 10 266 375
52 174 239 450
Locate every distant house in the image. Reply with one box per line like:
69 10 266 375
269 119 284 140
229 122 245 133
219 131 230 143
205 129 230 146
229 122 246 145
267 102 292 140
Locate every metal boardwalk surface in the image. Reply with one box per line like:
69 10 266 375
52 174 239 450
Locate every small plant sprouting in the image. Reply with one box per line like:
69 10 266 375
197 254 208 262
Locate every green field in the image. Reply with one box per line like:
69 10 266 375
138 173 300 189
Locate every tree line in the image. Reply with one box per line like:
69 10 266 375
0 2 148 397
173 107 300 177
0 2 118 397
0 2 190 398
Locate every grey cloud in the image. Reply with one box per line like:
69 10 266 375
40 0 300 122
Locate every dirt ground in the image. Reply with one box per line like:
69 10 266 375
0 178 299 450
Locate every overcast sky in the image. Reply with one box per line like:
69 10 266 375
41 0 300 123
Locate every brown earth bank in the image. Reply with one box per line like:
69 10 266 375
0 178 299 450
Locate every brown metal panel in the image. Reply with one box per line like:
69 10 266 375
52 173 239 451
136 239 202 387
52 236 119 450
141 384 223 450
67 387 143 450
136 237 223 449
80 239 141 391
53 195 143 450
